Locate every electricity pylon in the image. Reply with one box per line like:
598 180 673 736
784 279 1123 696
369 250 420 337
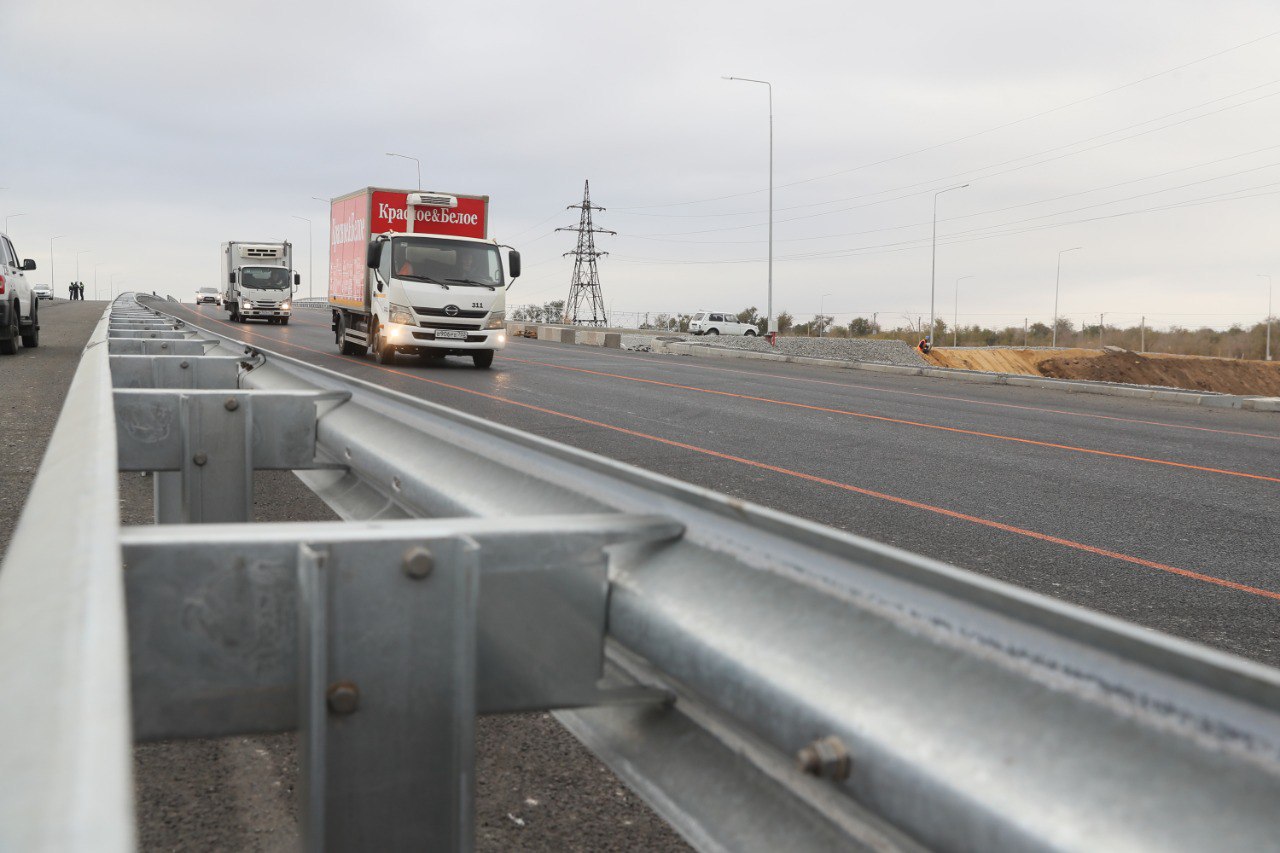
556 180 615 326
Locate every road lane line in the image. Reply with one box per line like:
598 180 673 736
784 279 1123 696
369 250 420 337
503 356 1280 485
505 338 1280 443
166 308 1280 604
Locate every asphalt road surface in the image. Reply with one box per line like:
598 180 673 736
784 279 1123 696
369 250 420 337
172 301 1280 667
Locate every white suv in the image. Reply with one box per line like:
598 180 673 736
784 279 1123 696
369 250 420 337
688 311 757 336
0 232 39 355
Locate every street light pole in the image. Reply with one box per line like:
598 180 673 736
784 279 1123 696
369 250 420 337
312 197 331 297
1052 246 1083 348
953 275 974 347
929 184 968 347
386 153 421 190
292 215 313 299
819 292 833 336
50 236 64 297
76 250 91 291
723 75 775 334
94 263 104 300
1260 274 1273 361
5 213 24 232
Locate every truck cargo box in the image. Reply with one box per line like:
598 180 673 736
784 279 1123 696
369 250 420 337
327 187 490 311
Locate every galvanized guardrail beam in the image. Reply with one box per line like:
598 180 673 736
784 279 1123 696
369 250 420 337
4 294 1280 852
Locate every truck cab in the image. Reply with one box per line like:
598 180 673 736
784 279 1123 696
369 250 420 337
361 234 509 364
222 242 298 325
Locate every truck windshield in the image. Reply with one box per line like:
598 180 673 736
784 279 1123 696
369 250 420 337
392 237 503 288
241 267 291 290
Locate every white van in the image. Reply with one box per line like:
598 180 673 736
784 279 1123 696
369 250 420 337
688 311 756 336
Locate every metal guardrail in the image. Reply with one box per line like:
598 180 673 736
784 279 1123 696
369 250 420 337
3 294 1280 851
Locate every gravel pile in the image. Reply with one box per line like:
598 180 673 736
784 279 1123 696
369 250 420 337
684 335 929 367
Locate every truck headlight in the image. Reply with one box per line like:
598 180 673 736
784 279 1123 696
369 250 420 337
242 300 251 309
280 300 290 310
484 310 505 330
389 303 415 325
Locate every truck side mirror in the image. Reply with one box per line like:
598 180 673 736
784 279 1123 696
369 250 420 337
22 259 36 271
366 243 381 269
294 272 301 286
228 271 236 284
507 249 521 282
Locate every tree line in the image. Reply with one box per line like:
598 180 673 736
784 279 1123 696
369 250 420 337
509 302 1275 360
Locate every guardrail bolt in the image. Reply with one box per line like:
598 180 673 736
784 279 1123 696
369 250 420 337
179 360 189 369
797 735 851 780
224 397 240 411
326 681 360 714
192 452 208 466
403 546 434 580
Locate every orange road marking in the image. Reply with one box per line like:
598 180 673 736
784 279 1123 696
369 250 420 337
503 356 1280 484
505 336 1280 443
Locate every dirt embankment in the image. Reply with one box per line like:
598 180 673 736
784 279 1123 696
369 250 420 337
925 347 1280 396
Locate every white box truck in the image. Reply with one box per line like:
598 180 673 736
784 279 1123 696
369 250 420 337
327 187 520 368
221 241 299 325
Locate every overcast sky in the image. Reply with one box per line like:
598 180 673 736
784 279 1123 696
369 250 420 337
3 0 1279 331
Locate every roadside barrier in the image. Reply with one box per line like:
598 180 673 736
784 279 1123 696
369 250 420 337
3 295 1280 851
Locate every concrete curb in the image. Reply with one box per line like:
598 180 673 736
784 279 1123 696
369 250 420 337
508 323 622 349
656 341 1280 413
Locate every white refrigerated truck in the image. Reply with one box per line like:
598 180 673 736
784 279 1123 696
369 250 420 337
221 241 299 325
327 187 520 368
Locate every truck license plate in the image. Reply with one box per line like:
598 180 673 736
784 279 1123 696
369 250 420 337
435 329 467 340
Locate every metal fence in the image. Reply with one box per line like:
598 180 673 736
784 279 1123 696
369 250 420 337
3 295 1280 851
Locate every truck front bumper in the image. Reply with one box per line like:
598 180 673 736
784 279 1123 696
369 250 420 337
383 323 506 351
238 307 291 317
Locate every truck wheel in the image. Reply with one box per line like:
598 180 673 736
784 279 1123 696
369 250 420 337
280 317 289 326
0 303 17 355
472 350 495 369
19 301 38 349
372 324 395 365
337 314 361 356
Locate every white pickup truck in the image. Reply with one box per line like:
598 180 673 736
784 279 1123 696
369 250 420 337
0 231 40 355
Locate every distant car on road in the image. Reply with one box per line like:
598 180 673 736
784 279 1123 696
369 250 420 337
195 287 220 305
688 311 757 336
32 284 52 300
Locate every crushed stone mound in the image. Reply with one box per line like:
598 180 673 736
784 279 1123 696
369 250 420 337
1035 350 1280 396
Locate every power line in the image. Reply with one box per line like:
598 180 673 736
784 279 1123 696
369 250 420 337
614 29 1280 211
622 80 1280 238
619 145 1280 245
610 182 1280 265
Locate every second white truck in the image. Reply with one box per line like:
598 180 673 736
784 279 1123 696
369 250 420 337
327 187 520 368
221 241 299 325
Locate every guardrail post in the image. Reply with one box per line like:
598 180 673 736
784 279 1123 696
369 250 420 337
298 536 478 852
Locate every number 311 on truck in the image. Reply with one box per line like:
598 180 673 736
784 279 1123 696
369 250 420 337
326 187 521 369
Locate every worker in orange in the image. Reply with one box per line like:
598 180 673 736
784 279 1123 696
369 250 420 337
918 338 931 355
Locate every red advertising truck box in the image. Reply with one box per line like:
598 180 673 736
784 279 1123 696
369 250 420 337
327 187 489 310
